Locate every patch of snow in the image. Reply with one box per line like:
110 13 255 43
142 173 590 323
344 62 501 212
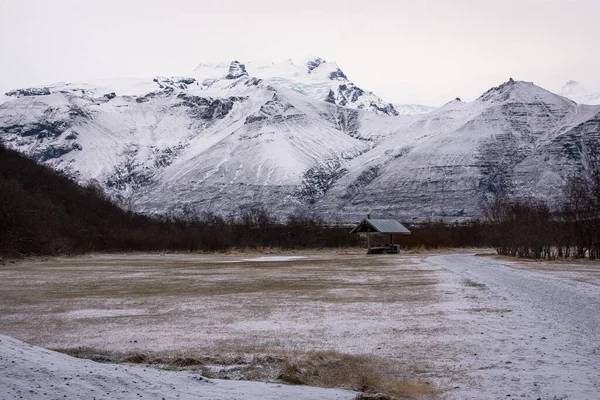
243 256 307 262
393 103 437 115
427 254 600 400
63 309 149 319
0 334 355 400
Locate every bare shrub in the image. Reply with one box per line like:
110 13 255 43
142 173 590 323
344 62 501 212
273 351 437 399
482 197 560 259
563 140 600 259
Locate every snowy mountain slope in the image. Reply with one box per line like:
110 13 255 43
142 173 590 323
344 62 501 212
560 80 600 105
513 105 600 202
313 79 600 221
0 76 234 186
192 57 432 116
134 80 385 214
0 66 409 216
2 71 600 222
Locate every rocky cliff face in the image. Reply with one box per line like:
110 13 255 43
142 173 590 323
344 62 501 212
1 69 599 222
225 61 249 80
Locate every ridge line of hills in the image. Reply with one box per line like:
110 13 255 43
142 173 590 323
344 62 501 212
1 58 599 222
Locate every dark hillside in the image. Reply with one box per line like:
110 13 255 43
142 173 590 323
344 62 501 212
0 144 164 256
0 145 359 256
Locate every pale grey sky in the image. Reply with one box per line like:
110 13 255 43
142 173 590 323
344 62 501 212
1 0 598 105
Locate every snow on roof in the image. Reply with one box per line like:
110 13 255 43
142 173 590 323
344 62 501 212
350 219 411 234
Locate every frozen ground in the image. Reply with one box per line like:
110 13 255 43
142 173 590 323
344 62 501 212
427 254 600 399
0 251 599 399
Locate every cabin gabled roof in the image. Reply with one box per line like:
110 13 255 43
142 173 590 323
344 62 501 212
349 219 411 235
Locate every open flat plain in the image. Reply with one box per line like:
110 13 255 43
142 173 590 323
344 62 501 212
1 250 599 399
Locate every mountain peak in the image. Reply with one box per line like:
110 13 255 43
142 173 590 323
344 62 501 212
190 56 400 115
306 57 325 72
478 78 537 102
225 61 248 79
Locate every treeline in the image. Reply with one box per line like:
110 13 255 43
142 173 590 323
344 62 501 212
397 221 485 249
3 141 599 260
1 144 490 257
483 142 600 260
0 144 361 257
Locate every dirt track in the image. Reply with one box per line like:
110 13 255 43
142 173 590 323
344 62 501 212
428 254 600 399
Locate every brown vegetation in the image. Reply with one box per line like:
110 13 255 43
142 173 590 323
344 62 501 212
483 141 600 260
57 347 437 399
274 350 437 399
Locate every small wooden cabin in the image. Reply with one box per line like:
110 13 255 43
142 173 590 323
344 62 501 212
350 217 411 254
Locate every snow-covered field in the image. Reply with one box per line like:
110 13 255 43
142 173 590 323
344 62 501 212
1 251 599 399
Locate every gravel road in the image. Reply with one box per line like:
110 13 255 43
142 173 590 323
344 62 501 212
427 254 600 400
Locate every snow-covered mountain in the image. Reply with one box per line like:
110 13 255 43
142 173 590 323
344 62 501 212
0 64 408 217
314 79 600 221
560 80 600 105
1 67 599 222
193 57 416 116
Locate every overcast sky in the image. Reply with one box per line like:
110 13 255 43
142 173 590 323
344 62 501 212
1 0 599 106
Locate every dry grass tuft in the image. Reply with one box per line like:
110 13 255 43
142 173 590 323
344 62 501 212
273 350 437 399
407 245 426 254
55 348 437 399
468 308 512 313
55 347 117 363
56 347 205 368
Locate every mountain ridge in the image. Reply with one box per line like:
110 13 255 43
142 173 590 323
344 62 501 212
1 65 599 222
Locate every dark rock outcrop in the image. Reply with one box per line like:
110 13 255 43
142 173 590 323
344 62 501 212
225 61 249 79
306 57 325 72
6 87 51 97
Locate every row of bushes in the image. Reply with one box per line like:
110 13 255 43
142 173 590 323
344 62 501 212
483 142 600 260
